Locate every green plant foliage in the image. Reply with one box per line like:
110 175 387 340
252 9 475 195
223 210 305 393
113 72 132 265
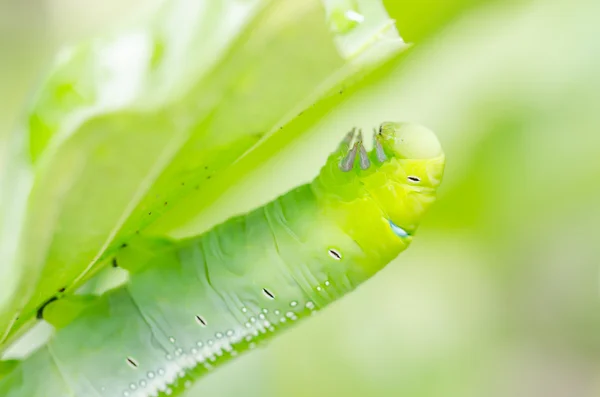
1 0 599 395
0 0 406 355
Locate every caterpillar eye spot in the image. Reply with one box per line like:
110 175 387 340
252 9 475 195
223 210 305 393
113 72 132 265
126 357 139 368
328 249 342 260
195 315 207 327
262 288 275 299
407 176 421 183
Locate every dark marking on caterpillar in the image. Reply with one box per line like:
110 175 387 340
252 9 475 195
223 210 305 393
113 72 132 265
112 258 119 268
195 315 207 326
407 176 421 183
120 243 128 248
328 249 342 260
36 296 58 320
58 287 66 293
126 357 139 368
262 288 275 299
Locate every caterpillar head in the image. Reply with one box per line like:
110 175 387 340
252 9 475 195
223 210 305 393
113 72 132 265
317 122 445 244
368 122 445 236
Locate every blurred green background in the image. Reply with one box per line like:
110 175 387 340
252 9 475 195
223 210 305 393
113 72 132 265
1 0 598 396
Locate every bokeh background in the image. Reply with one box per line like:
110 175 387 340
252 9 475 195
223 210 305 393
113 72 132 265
1 1 598 397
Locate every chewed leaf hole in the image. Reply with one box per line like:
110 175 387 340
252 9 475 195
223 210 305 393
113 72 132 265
195 315 207 326
126 357 139 368
262 288 275 299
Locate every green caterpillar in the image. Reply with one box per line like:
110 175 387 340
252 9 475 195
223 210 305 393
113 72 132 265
0 122 445 397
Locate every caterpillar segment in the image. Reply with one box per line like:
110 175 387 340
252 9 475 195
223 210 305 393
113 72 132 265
0 123 445 397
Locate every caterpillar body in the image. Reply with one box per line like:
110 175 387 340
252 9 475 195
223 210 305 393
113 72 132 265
0 122 445 397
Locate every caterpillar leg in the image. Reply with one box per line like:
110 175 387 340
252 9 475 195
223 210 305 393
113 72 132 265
338 128 372 172
339 127 356 151
356 130 371 170
372 128 388 163
338 128 358 172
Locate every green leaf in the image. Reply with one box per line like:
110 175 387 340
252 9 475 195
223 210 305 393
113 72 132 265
0 0 405 351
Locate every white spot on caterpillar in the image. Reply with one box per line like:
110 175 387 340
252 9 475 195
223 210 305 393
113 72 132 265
328 249 342 260
290 301 298 307
168 337 176 344
324 280 331 287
